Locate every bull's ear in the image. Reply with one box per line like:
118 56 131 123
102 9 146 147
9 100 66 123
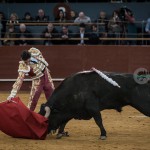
39 103 45 109
38 103 46 114
41 103 46 107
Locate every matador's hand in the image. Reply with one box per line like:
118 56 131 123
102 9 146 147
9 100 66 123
7 95 14 102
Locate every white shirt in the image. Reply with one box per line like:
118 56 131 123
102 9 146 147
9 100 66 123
80 31 85 44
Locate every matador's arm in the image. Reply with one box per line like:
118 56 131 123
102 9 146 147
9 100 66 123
7 61 30 100
7 72 25 99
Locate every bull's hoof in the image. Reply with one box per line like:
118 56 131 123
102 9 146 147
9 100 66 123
56 131 69 139
56 133 63 139
51 130 56 134
100 135 107 140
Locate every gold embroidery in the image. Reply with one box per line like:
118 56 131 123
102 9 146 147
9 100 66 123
46 68 55 90
10 72 25 97
28 47 48 79
27 78 41 108
28 47 41 56
18 61 30 73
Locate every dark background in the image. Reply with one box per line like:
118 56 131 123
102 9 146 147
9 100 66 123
1 0 150 3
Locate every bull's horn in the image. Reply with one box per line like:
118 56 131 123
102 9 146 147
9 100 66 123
44 106 51 118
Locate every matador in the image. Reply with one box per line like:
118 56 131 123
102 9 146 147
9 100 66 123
7 47 55 111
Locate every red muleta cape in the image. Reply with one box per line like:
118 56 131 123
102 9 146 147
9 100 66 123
0 97 48 140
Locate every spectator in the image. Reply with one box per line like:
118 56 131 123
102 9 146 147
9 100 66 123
74 23 89 45
41 23 59 45
0 21 2 45
145 17 150 45
95 11 108 33
0 12 7 44
22 12 34 22
108 10 122 44
95 11 108 44
16 23 33 45
3 24 16 46
7 12 19 24
74 11 91 23
69 10 77 22
35 9 49 22
55 9 67 23
125 9 137 45
88 24 100 45
60 25 73 45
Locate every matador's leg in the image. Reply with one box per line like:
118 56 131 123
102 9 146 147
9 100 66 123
28 78 43 111
43 69 55 100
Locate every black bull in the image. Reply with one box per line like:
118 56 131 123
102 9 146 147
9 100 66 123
39 70 150 139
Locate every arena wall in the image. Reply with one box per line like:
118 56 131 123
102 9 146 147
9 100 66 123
0 45 150 91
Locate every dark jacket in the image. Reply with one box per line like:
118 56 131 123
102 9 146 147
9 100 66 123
16 30 33 45
41 28 59 45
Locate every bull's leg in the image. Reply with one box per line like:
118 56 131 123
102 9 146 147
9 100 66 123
86 95 107 140
57 122 66 133
56 122 69 139
93 112 107 140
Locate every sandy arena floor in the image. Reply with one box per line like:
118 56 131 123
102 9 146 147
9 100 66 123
0 92 150 150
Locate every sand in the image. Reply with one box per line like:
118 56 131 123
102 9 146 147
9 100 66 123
0 92 149 150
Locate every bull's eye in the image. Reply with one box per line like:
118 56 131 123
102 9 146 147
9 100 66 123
39 104 46 116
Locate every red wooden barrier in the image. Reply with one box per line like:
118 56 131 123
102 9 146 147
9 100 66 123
0 45 150 91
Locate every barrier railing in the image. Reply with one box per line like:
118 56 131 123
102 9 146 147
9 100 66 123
0 78 64 82
1 37 150 41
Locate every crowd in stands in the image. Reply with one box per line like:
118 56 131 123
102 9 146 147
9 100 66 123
0 7 150 46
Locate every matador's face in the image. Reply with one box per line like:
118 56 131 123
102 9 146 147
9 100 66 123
24 58 30 65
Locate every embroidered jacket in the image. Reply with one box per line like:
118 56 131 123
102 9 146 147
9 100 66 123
9 47 49 98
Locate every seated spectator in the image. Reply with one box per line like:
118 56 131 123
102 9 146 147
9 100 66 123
74 11 91 24
88 24 100 45
0 21 2 45
3 24 16 46
74 23 89 45
54 9 67 23
124 9 137 45
95 11 109 44
60 25 73 45
0 12 7 44
95 11 108 34
41 23 59 45
108 10 122 35
22 12 34 22
16 23 33 45
7 12 19 24
145 17 150 45
35 9 49 22
108 10 122 45
69 10 77 22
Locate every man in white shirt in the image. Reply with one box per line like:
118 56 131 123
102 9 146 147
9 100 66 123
74 11 91 23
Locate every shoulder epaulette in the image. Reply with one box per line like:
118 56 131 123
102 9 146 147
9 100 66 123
18 61 30 73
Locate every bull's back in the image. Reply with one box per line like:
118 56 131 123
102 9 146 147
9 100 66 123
48 71 136 112
48 72 113 109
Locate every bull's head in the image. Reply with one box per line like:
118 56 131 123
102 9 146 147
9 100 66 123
39 103 51 118
39 103 63 132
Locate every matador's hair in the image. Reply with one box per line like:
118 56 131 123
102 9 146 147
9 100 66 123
21 50 31 61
